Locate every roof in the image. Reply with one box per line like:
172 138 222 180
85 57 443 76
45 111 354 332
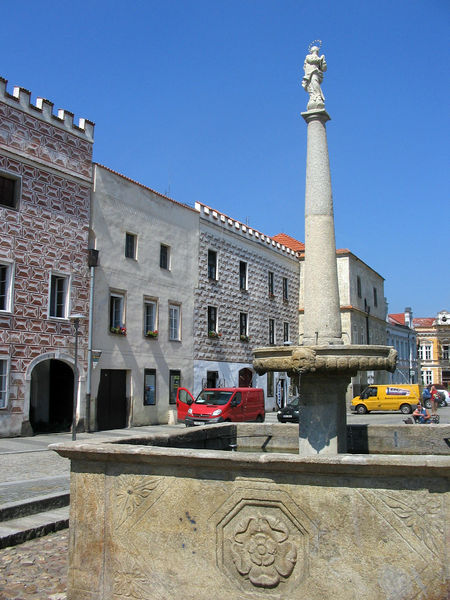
272 233 305 252
389 313 405 326
413 318 435 328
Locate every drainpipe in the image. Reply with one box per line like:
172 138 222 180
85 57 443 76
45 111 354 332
86 249 99 432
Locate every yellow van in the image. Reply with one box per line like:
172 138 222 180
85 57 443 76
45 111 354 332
351 384 421 415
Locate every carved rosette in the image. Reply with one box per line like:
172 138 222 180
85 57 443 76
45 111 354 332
215 491 315 596
231 515 297 588
114 474 162 528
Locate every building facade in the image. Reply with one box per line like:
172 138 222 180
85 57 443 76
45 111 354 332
414 310 450 387
89 165 199 429
193 204 300 411
0 78 94 437
387 307 419 384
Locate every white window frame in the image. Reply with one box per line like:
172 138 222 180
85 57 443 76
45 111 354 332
125 232 137 259
0 261 14 313
208 249 218 280
0 170 21 210
160 244 171 270
110 291 126 330
169 303 181 341
48 272 70 319
422 370 432 386
0 356 10 409
144 298 158 335
239 261 247 291
422 344 432 360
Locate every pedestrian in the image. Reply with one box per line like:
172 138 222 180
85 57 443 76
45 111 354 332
430 385 440 415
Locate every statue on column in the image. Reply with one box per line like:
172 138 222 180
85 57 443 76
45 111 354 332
302 41 327 110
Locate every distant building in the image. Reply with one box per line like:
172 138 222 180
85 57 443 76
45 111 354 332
89 165 199 430
414 310 450 387
194 204 300 411
387 307 419 384
0 77 94 437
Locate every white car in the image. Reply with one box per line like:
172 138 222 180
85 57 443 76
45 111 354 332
423 388 449 408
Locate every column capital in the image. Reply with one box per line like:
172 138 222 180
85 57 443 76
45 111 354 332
301 109 331 124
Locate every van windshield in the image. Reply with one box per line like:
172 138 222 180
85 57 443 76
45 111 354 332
195 390 234 406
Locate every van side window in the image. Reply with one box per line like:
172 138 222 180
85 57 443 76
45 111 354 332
233 392 242 405
361 387 377 399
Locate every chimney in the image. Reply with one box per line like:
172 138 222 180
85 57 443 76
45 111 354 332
405 307 412 328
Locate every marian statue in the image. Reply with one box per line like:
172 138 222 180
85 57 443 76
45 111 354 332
302 41 327 110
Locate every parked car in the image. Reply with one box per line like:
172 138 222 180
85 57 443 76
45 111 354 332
423 385 449 409
177 387 265 426
351 384 420 414
277 397 300 423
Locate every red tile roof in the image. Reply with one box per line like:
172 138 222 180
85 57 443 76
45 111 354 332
272 234 305 252
413 318 435 328
389 313 405 325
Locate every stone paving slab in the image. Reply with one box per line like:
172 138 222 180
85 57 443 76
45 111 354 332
0 476 70 506
0 529 68 599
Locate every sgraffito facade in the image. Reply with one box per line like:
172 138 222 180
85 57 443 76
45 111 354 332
0 78 94 436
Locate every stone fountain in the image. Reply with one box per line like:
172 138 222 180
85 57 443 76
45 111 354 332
253 41 396 455
52 43 449 600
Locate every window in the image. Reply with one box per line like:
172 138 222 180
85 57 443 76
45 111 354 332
160 244 170 270
208 250 217 280
208 306 217 333
283 277 288 301
267 371 274 397
240 312 248 337
0 358 8 409
169 370 181 405
239 261 247 290
143 369 156 405
125 233 137 259
269 319 275 345
357 276 362 298
419 344 432 360
0 172 20 209
0 263 13 312
422 370 432 386
268 271 274 296
206 371 218 388
49 274 69 318
144 299 157 335
373 287 378 307
169 303 181 340
283 322 289 343
110 292 125 330
443 345 449 361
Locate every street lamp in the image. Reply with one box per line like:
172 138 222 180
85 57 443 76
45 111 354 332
69 314 84 441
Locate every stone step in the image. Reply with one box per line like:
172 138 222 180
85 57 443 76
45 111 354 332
0 505 69 549
0 491 70 522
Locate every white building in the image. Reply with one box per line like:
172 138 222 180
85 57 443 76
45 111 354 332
387 307 419 384
89 165 199 429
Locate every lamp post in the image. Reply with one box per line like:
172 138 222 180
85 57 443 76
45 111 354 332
69 314 84 441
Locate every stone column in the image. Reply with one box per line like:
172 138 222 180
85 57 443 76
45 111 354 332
302 109 342 346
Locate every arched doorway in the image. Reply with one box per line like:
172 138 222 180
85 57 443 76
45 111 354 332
239 368 253 387
30 359 74 434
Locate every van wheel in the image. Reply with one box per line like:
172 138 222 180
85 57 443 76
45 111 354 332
439 399 447 408
255 415 264 423
400 404 412 414
355 404 367 415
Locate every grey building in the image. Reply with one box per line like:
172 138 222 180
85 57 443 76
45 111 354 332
387 308 419 384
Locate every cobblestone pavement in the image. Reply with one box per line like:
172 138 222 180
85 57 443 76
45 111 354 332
0 452 69 486
0 530 68 599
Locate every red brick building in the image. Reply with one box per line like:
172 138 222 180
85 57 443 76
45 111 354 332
0 78 94 437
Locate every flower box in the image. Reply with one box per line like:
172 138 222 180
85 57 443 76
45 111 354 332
110 326 127 336
145 330 158 338
208 331 222 339
240 335 250 342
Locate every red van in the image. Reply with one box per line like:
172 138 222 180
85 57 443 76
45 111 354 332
176 387 265 427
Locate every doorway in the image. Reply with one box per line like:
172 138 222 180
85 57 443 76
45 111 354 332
30 360 73 434
239 368 253 387
96 369 127 431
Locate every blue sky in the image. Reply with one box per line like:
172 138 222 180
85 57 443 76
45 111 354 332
2 0 448 318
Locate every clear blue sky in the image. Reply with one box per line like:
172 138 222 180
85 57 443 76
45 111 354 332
2 0 448 318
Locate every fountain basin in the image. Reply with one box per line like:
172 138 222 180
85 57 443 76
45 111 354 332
52 423 449 600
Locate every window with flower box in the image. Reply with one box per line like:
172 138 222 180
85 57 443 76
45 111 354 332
144 299 158 337
208 306 219 337
110 292 126 334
